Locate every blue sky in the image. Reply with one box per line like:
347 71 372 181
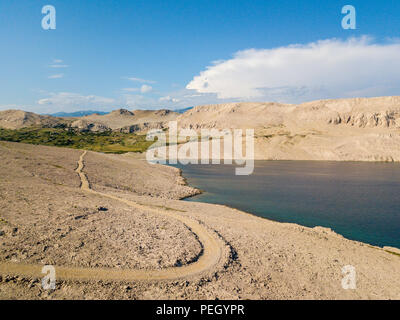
1 0 400 113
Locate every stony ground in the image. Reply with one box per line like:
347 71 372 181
84 151 199 199
0 141 399 300
0 143 203 280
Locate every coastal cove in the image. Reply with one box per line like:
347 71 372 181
173 161 400 249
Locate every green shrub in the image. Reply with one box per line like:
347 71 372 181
0 127 153 154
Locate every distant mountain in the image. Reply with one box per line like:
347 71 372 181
175 106 194 114
47 110 109 117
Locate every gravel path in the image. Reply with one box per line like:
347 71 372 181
0 150 225 282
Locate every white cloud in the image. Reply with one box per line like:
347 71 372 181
37 92 116 112
122 94 159 109
126 77 156 84
186 37 400 103
53 59 63 63
48 74 64 79
159 95 180 103
122 85 153 94
140 84 152 93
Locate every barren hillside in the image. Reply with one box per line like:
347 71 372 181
0 108 179 133
2 96 400 161
176 96 400 161
0 110 63 129
74 108 179 132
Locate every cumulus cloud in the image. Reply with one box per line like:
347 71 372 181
122 85 153 94
159 95 180 103
155 89 235 109
186 37 400 103
140 84 152 93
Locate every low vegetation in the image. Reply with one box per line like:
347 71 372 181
0 127 154 154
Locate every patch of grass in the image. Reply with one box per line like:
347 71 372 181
0 127 154 154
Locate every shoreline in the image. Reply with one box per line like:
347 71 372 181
1 141 400 299
171 162 400 252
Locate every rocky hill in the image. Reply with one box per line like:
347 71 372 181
2 97 400 161
72 108 179 132
0 108 179 133
0 110 64 129
177 96 400 130
176 96 400 162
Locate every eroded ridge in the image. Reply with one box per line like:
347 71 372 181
0 151 226 282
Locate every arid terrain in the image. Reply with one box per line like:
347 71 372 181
0 141 399 300
176 96 400 161
0 108 178 133
2 96 400 161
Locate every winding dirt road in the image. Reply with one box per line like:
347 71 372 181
0 151 224 282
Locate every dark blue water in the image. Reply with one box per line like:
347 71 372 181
174 161 400 248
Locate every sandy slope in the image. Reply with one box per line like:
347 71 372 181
0 142 399 300
3 96 400 161
13 149 224 282
0 110 63 129
0 108 179 132
73 109 179 132
175 97 400 161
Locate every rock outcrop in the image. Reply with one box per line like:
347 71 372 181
175 96 400 162
70 119 111 132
